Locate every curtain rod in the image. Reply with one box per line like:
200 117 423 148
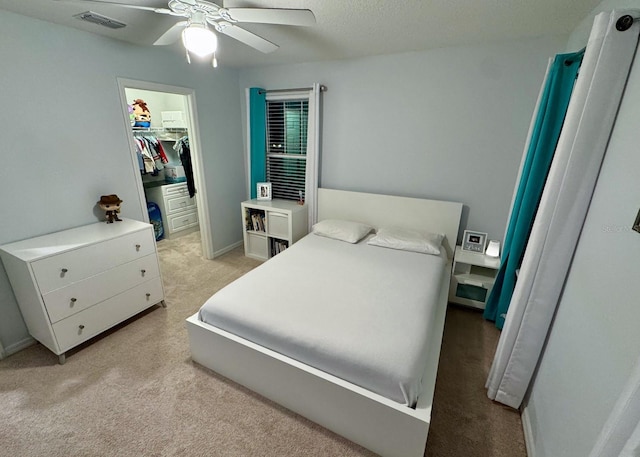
258 85 327 94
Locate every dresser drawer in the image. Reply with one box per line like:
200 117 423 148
163 183 189 197
246 232 268 259
31 228 156 293
267 211 289 239
42 254 160 323
167 210 198 232
52 277 163 352
166 194 196 214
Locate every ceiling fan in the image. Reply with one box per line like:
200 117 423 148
62 0 316 66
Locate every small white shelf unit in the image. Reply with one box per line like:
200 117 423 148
449 245 500 309
241 199 308 261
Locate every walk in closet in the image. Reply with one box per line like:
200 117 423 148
125 88 200 242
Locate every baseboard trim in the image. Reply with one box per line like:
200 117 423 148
213 240 243 258
522 405 535 457
4 337 36 357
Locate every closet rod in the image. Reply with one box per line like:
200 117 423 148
132 128 187 135
258 85 327 95
132 127 186 131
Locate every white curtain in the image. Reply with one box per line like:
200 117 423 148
590 357 640 457
621 424 640 457
486 10 640 409
305 83 321 228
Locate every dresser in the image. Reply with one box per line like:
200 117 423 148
0 219 165 363
145 182 198 239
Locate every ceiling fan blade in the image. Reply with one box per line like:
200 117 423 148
154 20 187 45
218 23 278 53
55 0 176 15
225 8 315 26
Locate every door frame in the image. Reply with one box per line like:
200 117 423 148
117 77 214 259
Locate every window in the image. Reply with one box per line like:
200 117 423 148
266 99 309 200
248 84 321 227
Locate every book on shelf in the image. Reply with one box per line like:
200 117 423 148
249 212 266 232
271 239 288 256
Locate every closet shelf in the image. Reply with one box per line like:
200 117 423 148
132 127 187 140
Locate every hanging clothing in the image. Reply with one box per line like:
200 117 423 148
174 136 196 198
134 134 169 175
135 137 156 174
133 139 146 172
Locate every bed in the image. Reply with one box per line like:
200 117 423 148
186 188 462 457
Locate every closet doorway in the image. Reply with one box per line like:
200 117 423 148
117 78 214 259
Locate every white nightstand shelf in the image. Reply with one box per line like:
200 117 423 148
241 199 308 261
449 245 501 309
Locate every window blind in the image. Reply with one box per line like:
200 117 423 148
266 99 309 200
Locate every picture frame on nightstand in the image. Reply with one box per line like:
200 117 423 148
461 230 488 253
257 182 272 201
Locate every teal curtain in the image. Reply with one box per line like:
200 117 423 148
249 88 266 199
484 50 584 329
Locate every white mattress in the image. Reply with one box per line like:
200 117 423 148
198 233 446 406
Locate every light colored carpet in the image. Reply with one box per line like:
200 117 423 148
0 231 525 456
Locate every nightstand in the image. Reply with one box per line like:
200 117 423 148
449 245 501 309
241 199 308 261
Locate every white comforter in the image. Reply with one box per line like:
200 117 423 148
198 233 446 406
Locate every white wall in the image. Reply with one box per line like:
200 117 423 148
238 35 567 243
0 10 246 354
523 2 640 456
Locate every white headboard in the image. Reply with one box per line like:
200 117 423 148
317 188 462 258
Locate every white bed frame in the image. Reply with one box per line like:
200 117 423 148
186 188 462 457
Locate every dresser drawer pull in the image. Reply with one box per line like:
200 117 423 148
60 268 68 277
70 298 77 307
146 293 151 300
141 269 146 276
136 244 141 251
78 325 85 332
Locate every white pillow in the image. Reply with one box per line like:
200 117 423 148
367 227 444 255
312 219 373 243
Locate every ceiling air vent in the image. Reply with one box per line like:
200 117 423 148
74 11 126 29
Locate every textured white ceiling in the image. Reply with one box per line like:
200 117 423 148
0 0 601 67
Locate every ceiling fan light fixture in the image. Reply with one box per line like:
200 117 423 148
182 22 218 57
